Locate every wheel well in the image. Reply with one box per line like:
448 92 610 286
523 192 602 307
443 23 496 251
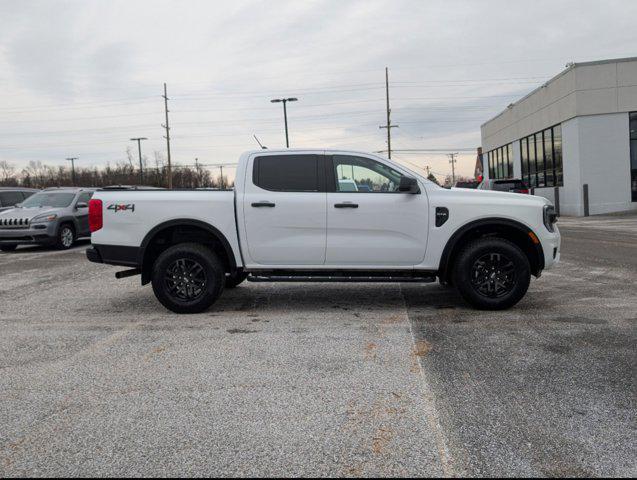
140 223 235 285
439 221 544 282
58 221 75 233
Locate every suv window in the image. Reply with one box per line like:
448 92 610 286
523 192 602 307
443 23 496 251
253 154 321 192
333 155 404 193
0 191 24 207
76 192 93 205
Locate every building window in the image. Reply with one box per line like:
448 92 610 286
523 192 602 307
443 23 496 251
520 124 563 188
631 112 637 202
487 143 513 180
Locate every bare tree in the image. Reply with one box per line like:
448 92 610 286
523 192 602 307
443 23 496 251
0 161 16 185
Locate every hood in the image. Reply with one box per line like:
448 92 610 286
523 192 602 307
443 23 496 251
0 206 61 223
445 187 551 206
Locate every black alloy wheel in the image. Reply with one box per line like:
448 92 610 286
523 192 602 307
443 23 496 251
470 252 517 298
164 258 207 301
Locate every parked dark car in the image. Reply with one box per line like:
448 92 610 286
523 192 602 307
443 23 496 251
0 188 39 212
478 179 530 194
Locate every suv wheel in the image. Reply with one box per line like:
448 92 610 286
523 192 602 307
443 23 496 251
151 243 225 314
453 238 531 310
0 244 18 252
56 224 75 250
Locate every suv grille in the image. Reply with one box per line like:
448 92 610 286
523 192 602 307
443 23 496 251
0 218 29 229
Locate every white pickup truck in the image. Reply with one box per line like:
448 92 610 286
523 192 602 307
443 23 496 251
86 149 560 313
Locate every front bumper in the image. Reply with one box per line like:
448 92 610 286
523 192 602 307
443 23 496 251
539 225 561 269
0 224 57 245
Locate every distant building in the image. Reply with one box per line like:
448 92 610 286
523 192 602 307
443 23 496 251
480 57 637 216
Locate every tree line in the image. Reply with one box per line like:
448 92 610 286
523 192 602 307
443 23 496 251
0 150 233 190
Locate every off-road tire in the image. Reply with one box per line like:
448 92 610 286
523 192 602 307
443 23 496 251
452 237 531 310
151 243 225 314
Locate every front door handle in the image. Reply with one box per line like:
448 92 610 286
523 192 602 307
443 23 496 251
251 201 276 208
334 203 359 208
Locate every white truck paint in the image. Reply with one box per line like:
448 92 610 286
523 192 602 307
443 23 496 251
87 149 561 312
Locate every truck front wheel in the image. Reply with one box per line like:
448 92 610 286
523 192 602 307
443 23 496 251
151 243 225 314
452 238 531 310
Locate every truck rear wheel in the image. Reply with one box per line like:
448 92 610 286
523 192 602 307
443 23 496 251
151 243 225 314
452 238 530 310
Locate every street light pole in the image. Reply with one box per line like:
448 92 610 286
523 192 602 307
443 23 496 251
130 137 148 185
271 97 298 148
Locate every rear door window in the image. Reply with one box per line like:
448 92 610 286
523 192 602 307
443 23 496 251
0 192 24 207
253 154 323 192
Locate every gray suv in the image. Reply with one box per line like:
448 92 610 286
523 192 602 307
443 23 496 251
0 187 95 252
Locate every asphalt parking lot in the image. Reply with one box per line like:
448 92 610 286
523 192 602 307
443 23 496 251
0 215 635 477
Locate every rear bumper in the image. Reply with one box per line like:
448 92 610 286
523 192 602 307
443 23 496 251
87 244 141 267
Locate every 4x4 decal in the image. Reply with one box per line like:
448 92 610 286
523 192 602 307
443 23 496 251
107 203 135 213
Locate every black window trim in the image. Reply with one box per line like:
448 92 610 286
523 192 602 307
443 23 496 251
252 153 326 193
518 123 563 189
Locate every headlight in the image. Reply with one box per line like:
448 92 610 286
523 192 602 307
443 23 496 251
31 214 58 224
543 205 557 232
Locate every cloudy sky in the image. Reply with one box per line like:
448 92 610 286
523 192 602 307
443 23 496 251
1 0 636 181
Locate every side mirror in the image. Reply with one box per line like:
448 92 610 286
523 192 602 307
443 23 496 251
76 202 88 209
398 176 420 194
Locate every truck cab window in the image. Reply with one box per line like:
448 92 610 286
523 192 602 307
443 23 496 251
253 154 321 192
333 155 403 193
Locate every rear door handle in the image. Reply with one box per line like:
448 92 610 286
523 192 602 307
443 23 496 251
334 203 359 208
251 201 276 208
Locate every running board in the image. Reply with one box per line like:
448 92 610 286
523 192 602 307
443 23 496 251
247 273 436 283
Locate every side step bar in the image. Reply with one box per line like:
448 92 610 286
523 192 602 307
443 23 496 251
247 274 436 283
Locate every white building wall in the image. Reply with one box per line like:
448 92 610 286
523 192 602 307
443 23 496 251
558 117 582 216
512 140 522 179
577 113 634 215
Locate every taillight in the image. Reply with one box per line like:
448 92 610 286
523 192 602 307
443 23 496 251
520 189 529 194
89 199 103 233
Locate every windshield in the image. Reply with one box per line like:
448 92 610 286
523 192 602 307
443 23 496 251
20 192 76 208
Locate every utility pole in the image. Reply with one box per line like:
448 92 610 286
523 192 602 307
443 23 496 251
66 157 78 186
130 137 147 185
447 153 458 184
162 83 173 189
270 97 298 148
219 165 224 190
379 67 399 159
